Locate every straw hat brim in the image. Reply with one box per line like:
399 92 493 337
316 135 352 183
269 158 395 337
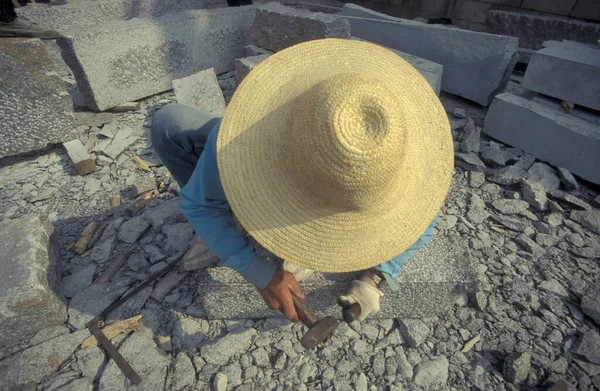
217 38 453 272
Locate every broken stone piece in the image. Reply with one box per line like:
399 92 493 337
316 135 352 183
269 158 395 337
63 139 97 175
503 350 531 384
0 215 67 349
521 180 547 211
234 54 270 85
173 68 226 117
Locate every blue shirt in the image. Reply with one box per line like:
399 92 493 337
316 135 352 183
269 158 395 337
180 120 437 289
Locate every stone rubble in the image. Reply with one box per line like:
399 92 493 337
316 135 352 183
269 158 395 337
0 2 599 391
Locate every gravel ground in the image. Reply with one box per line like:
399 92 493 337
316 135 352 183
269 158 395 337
0 71 599 391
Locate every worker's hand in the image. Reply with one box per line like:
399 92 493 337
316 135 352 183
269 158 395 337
337 279 384 321
256 268 304 322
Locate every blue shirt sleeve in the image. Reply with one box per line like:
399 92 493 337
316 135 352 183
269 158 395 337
375 216 438 290
179 120 277 288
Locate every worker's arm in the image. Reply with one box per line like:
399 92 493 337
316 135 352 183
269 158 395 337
179 121 277 289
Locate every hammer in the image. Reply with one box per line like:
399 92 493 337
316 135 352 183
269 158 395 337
291 294 340 349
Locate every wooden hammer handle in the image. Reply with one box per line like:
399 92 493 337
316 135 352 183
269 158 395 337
292 294 319 328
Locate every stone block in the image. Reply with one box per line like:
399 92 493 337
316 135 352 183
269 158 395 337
234 54 270 85
522 41 600 111
63 139 96 176
341 3 424 23
0 215 67 349
173 68 226 116
571 0 600 22
57 6 255 111
196 234 477 319
451 0 493 25
482 93 600 185
486 11 600 50
251 2 350 52
341 4 518 106
0 39 76 158
17 0 209 32
352 37 443 95
521 0 576 16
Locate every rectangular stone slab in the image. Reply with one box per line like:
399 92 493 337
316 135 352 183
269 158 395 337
195 234 477 319
0 38 76 158
0 215 67 349
251 2 350 52
352 37 442 95
483 93 600 185
340 4 518 106
17 0 208 32
522 41 600 111
486 10 600 51
57 6 255 111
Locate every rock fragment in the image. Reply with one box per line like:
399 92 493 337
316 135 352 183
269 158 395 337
173 68 226 117
0 215 67 349
503 351 531 384
570 209 600 234
557 167 580 191
63 139 97 176
574 331 600 365
526 162 561 191
413 356 449 387
61 264 96 299
201 329 257 366
581 284 600 326
459 118 480 154
118 215 151 244
547 190 591 210
521 180 547 210
397 319 431 348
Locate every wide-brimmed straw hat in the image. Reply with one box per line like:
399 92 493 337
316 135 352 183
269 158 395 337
217 38 453 273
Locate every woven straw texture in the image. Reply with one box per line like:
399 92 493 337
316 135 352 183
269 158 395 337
217 38 453 272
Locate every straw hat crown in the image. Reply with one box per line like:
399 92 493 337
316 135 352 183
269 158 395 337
287 73 404 213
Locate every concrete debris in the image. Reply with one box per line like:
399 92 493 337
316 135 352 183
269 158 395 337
0 215 67 350
453 108 467 119
521 180 548 211
234 54 270 85
173 68 226 117
251 3 350 52
455 152 486 168
523 41 600 112
480 145 517 167
0 39 76 158
526 162 561 191
469 171 485 188
151 268 189 302
17 0 209 32
63 139 96 176
341 4 518 106
483 93 600 185
58 7 255 111
491 199 537 220
516 234 545 255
